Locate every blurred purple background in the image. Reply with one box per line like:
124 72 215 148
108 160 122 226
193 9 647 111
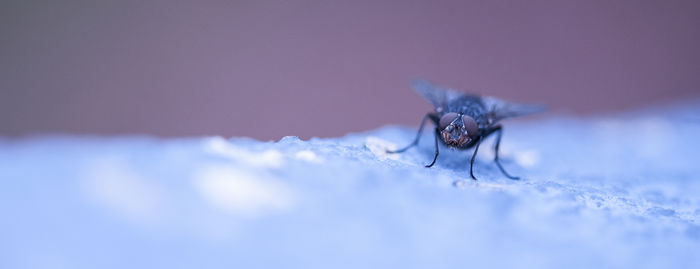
2 0 699 140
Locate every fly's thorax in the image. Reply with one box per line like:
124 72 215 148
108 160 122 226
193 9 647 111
438 112 479 147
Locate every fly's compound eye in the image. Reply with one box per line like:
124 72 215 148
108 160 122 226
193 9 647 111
439 112 459 130
461 115 478 137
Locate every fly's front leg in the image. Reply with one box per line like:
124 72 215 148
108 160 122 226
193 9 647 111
425 128 440 167
469 137 483 180
491 125 520 180
387 113 434 154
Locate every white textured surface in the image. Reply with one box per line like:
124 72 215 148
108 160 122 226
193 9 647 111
1 103 700 268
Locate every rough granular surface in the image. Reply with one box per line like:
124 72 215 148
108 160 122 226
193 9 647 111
2 103 699 268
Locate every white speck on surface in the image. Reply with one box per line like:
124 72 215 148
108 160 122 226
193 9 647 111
365 136 399 160
514 149 540 167
294 150 323 163
192 165 296 217
203 136 285 167
80 158 165 223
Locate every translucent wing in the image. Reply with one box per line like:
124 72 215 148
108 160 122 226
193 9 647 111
411 79 464 113
413 79 545 122
482 96 546 123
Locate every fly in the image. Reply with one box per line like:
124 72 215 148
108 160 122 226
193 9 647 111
387 79 545 180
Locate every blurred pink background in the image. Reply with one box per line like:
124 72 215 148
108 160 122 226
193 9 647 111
2 0 699 140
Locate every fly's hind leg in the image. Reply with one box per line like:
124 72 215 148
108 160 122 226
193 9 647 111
491 125 520 180
387 113 434 154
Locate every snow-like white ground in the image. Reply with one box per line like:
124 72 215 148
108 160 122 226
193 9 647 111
2 103 700 268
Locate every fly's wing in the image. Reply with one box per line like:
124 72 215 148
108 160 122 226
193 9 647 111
482 96 546 123
412 79 463 113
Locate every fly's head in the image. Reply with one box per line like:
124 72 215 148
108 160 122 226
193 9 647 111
438 112 479 148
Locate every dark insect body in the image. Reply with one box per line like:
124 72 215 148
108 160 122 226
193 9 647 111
387 80 545 180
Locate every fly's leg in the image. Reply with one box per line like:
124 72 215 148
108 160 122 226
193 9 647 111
469 137 483 180
387 113 432 154
425 128 440 167
491 125 520 180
